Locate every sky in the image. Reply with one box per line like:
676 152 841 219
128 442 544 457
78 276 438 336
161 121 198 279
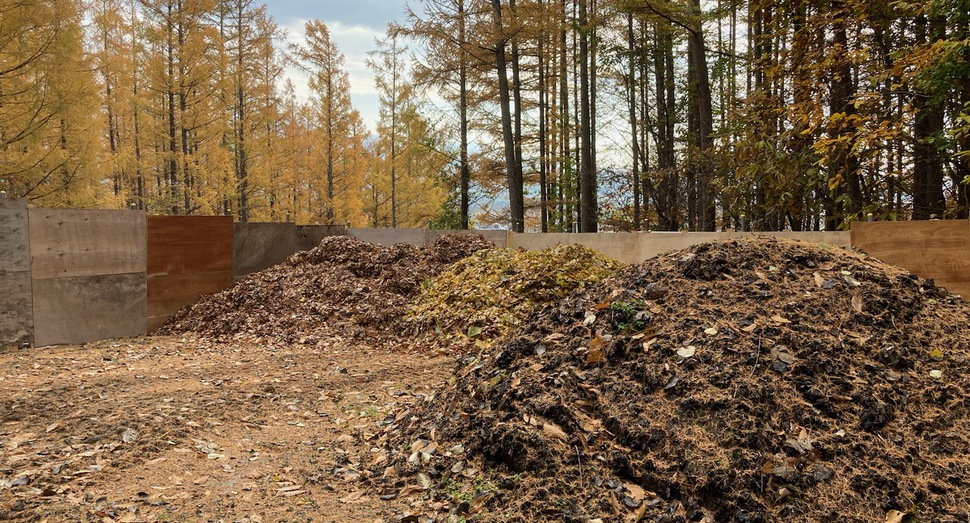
265 1 412 133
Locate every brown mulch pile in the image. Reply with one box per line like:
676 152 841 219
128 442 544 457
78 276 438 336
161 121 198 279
370 237 970 522
160 234 494 344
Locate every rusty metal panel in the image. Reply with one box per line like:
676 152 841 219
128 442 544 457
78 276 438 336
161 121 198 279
147 216 233 331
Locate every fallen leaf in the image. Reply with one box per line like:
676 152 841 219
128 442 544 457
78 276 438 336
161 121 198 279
542 423 569 443
775 350 797 365
676 346 696 359
417 473 433 489
851 294 864 313
813 273 826 288
586 335 607 365
770 315 791 325
843 274 861 287
339 490 366 504
885 510 909 523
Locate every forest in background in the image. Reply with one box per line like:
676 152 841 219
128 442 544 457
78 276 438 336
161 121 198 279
1 0 967 232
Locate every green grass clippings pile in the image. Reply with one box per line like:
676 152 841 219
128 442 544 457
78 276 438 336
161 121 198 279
405 244 622 353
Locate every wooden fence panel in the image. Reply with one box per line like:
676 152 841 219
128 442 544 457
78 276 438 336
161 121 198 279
851 220 970 298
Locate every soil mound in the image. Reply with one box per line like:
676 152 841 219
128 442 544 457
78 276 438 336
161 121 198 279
160 234 494 344
373 237 970 522
405 244 622 353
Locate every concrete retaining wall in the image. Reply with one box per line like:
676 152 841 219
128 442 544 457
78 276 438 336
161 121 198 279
233 223 346 282
1 197 965 347
348 228 509 248
29 208 146 346
508 230 851 264
0 198 32 348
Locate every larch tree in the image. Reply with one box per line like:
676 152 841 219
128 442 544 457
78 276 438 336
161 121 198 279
0 0 101 206
291 19 355 224
368 27 410 228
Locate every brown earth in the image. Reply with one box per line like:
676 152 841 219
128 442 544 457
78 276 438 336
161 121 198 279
0 335 450 522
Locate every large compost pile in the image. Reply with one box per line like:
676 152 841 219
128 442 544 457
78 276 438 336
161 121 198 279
405 244 622 353
370 238 970 522
160 234 493 344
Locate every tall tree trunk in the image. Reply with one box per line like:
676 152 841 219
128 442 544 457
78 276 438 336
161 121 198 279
538 12 548 232
688 0 715 231
956 17 970 218
458 0 470 229
654 21 678 231
510 0 525 230
179 11 192 215
826 11 862 229
578 0 596 232
627 13 640 230
490 0 524 232
559 0 571 232
235 0 248 222
912 14 946 220
166 0 179 214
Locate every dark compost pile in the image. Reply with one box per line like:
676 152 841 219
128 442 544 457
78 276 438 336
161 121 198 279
160 234 494 345
371 237 970 523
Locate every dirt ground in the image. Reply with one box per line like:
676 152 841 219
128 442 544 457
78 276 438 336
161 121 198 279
0 335 450 523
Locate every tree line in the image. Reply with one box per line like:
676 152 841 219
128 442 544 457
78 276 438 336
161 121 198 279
1 0 967 231
408 0 968 231
1 0 445 227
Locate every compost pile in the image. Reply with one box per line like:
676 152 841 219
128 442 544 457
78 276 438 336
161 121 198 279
370 238 970 522
160 234 493 344
405 244 621 353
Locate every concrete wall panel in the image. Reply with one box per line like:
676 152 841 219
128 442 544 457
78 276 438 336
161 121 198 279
510 232 641 263
508 231 851 265
32 273 146 346
28 207 146 347
425 229 509 248
233 222 299 280
233 223 348 282
0 198 32 348
347 228 426 246
29 208 145 279
0 198 30 272
0 271 32 348
296 225 346 251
